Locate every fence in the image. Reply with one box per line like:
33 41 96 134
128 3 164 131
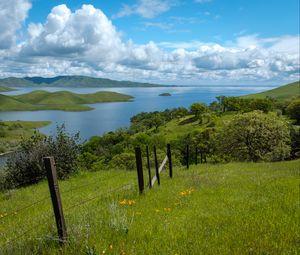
1 143 207 247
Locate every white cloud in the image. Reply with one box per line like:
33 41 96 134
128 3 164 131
0 0 31 49
0 4 299 85
113 0 176 19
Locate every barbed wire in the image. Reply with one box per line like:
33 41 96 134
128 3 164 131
65 182 135 213
59 171 127 197
0 195 50 222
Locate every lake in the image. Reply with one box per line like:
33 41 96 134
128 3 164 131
0 86 273 140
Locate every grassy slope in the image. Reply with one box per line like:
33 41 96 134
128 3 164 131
0 160 299 254
0 86 14 92
0 91 133 112
0 121 51 153
242 81 300 100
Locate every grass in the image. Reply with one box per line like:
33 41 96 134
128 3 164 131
0 91 134 112
242 80 300 100
0 86 15 92
0 160 299 254
0 121 51 153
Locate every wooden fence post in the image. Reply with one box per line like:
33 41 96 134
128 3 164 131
186 144 189 169
200 150 203 164
146 146 152 188
167 144 173 178
44 157 67 245
195 147 198 165
135 147 144 194
153 146 160 185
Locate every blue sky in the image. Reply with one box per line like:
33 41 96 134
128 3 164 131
0 0 299 85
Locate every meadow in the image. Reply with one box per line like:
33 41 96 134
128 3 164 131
0 159 299 254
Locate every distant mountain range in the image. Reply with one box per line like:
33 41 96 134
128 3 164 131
0 76 169 88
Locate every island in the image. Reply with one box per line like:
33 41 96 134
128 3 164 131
0 90 134 112
159 93 172 96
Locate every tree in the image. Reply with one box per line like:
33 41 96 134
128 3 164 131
190 103 208 123
286 99 300 124
217 111 290 162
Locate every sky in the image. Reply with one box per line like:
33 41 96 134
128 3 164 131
0 0 299 85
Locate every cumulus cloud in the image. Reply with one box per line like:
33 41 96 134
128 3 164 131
113 0 176 19
0 3 299 85
0 0 31 49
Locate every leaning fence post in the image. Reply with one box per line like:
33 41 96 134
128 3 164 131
195 147 198 165
167 144 173 178
153 146 160 185
135 147 144 194
186 144 189 169
146 146 152 188
44 157 67 245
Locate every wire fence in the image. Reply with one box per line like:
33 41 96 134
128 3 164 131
1 143 202 249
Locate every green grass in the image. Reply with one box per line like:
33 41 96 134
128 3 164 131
0 121 51 153
0 91 133 112
242 81 300 100
0 160 299 254
0 86 14 92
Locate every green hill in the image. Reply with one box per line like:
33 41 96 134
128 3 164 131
0 86 14 92
242 81 300 100
0 76 168 88
0 91 134 112
0 160 298 254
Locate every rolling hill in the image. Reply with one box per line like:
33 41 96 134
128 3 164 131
0 90 134 112
0 86 15 92
0 76 168 88
242 80 300 100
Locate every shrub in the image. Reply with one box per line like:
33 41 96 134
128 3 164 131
4 125 81 188
110 152 136 170
217 111 290 162
286 99 300 124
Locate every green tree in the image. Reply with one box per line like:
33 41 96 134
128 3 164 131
217 111 290 162
286 99 300 124
190 103 208 123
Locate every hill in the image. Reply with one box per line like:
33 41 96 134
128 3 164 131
0 90 133 112
0 160 298 254
0 86 14 92
242 80 300 100
0 76 168 88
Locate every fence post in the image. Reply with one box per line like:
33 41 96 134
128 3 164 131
153 146 160 185
135 147 144 194
44 157 67 245
186 144 189 169
200 150 203 164
167 144 173 178
146 146 152 188
195 147 198 165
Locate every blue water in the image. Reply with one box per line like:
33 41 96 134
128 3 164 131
0 86 273 140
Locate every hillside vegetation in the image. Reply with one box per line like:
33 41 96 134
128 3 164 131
0 121 50 153
0 160 299 254
0 76 167 88
0 86 14 92
242 80 300 100
0 91 133 112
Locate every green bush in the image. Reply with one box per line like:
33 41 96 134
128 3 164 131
216 111 290 162
4 125 81 188
286 99 300 124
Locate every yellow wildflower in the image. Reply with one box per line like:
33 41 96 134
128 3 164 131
109 244 113 250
